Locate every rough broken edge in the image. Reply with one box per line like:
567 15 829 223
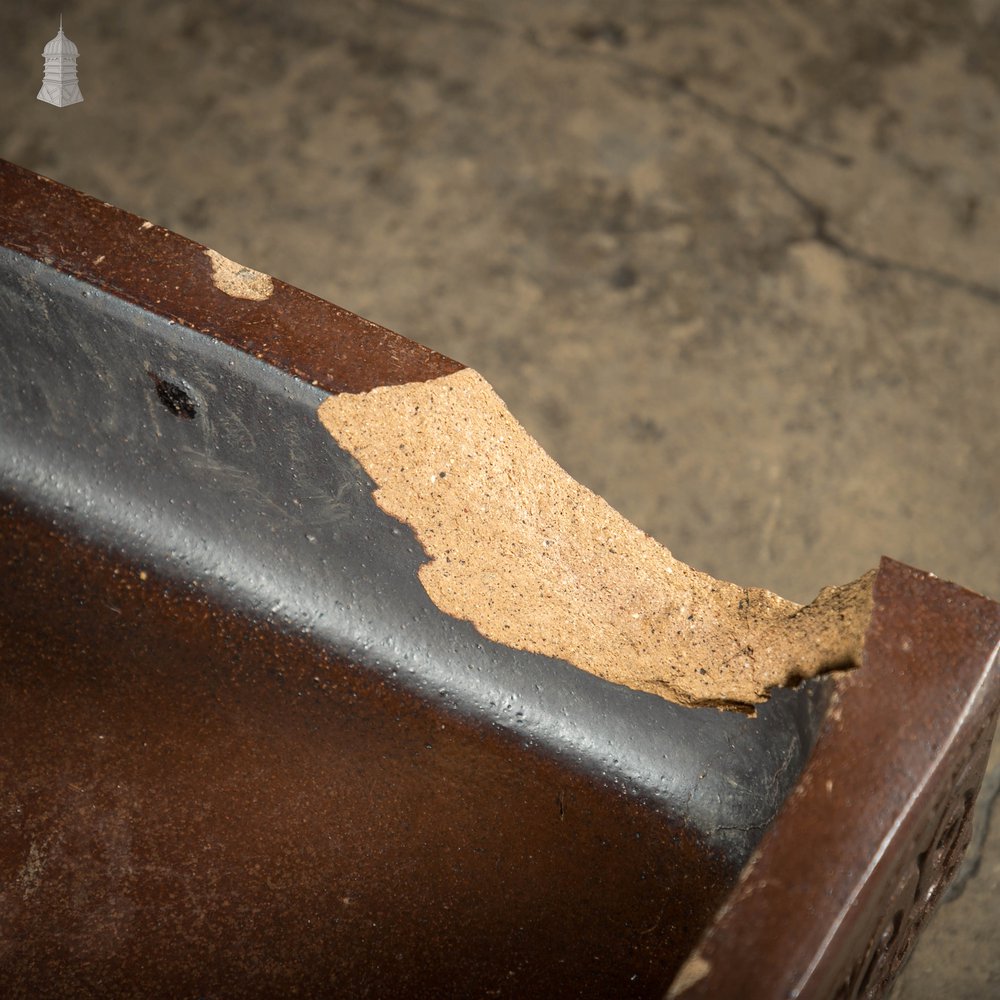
318 368 876 710
204 248 274 301
666 952 712 997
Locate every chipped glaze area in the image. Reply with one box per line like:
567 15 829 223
318 368 873 708
204 248 274 301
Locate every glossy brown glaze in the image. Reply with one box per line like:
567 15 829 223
0 159 462 394
0 498 731 999
668 557 1000 1000
0 160 831 998
4 159 998 1000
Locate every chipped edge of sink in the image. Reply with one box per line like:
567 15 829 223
4 160 997 998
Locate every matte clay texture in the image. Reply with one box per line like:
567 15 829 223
319 368 874 708
204 248 274 300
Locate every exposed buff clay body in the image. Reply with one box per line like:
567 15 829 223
320 367 875 709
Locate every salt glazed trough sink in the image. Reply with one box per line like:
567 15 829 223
1 160 998 1000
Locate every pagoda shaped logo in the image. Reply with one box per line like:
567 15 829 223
37 16 83 108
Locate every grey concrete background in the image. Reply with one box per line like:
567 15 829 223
1 0 997 995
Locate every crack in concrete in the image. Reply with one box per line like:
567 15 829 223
384 0 855 167
383 3 1000 306
741 147 1000 306
659 72 854 168
531 42 856 168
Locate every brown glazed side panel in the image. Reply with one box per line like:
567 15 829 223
829 708 996 999
670 557 1000 1000
0 159 462 394
0 498 732 999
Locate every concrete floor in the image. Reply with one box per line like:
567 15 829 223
2 0 998 994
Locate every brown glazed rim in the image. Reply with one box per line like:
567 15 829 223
671 557 1000 999
0 159 463 395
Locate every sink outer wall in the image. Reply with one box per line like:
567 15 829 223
0 164 827 998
